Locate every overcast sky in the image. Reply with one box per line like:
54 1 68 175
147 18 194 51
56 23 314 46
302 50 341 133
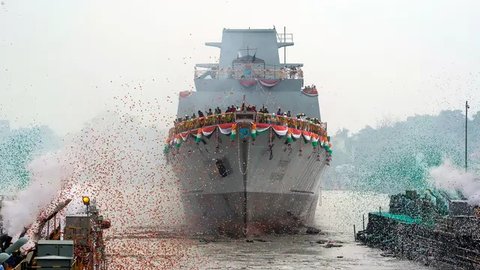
0 0 479 136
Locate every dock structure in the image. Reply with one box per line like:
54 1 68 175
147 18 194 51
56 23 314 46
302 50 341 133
0 196 110 270
357 190 480 269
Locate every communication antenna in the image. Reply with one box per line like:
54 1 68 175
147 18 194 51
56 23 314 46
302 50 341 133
284 26 287 64
465 101 469 171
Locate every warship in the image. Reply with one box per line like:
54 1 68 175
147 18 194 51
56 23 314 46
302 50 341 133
165 28 332 236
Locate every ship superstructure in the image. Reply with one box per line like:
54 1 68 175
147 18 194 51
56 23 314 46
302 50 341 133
166 28 332 236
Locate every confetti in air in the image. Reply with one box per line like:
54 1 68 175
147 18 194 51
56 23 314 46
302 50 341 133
0 91 206 269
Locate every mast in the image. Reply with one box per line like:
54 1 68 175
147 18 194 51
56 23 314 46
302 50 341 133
283 26 286 64
465 100 469 171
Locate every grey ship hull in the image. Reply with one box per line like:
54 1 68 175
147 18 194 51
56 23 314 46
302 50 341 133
169 129 327 235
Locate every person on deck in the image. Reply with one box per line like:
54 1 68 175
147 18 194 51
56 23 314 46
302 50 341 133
0 234 12 252
297 68 303 79
289 67 296 79
198 110 204 118
207 108 213 116
276 108 282 115
260 105 265 113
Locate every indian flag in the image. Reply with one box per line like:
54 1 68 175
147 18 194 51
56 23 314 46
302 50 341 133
230 123 237 141
302 131 312 143
327 142 333 154
311 134 319 147
286 128 293 144
251 123 257 139
194 128 202 143
174 136 182 148
322 136 328 146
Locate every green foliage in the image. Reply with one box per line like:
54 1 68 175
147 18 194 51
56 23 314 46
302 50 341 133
325 110 480 194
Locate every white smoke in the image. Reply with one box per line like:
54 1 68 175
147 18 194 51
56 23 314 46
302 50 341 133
429 159 480 205
1 112 183 237
1 151 72 236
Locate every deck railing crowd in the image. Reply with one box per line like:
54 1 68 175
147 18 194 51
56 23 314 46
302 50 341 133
172 111 327 137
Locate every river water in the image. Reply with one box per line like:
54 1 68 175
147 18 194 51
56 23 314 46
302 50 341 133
106 190 430 269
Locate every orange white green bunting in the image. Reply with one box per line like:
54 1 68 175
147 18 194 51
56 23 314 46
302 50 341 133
256 123 270 133
194 128 202 143
311 134 319 147
168 121 331 152
179 131 189 141
174 135 182 148
218 123 233 135
272 125 288 136
291 128 302 139
230 123 237 141
251 123 257 139
201 125 216 137
286 129 293 143
302 131 312 141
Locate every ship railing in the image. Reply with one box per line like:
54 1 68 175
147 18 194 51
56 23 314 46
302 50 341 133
235 112 256 123
194 66 303 80
255 113 327 135
172 112 326 136
277 33 294 43
173 113 235 133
